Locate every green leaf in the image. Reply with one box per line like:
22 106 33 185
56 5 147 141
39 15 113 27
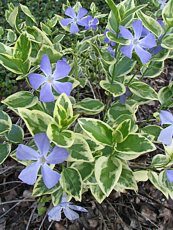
0 110 12 135
129 81 158 100
90 184 106 203
148 171 169 198
71 162 94 181
95 156 122 196
100 80 126 97
5 6 19 32
141 61 164 78
20 4 36 23
142 125 162 141
134 170 148 182
47 123 74 148
5 124 24 143
113 119 131 142
162 0 173 27
78 118 113 146
151 154 169 168
137 11 163 37
0 143 11 164
116 133 156 156
14 33 32 62
60 167 82 200
18 109 53 135
158 83 173 108
7 29 17 42
161 33 173 49
74 98 104 115
51 187 63 206
2 91 38 109
107 31 129 45
32 177 60 197
68 134 94 162
109 56 136 78
0 53 29 74
106 0 120 32
115 164 138 192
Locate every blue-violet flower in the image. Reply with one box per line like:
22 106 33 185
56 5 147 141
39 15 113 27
16 133 69 188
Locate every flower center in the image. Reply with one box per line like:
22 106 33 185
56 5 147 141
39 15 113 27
39 155 46 165
133 38 140 46
47 75 54 84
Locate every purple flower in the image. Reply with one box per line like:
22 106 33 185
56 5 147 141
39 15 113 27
120 20 156 64
166 170 173 182
104 29 116 47
29 55 72 103
158 0 167 9
85 16 99 30
107 46 115 57
61 7 88 34
48 196 87 221
16 133 69 188
158 110 173 146
119 87 132 104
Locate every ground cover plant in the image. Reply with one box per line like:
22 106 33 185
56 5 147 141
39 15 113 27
0 0 173 228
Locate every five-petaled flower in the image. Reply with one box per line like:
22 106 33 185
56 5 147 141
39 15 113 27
48 196 87 221
61 7 88 34
29 55 72 103
120 20 156 64
158 110 173 146
85 16 99 30
16 133 69 189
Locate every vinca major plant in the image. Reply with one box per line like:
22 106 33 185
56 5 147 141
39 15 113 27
1 0 173 223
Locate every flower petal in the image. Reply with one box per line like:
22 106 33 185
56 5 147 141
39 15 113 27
18 162 40 185
160 110 173 125
34 133 50 156
60 18 73 26
120 44 133 59
78 17 88 27
53 81 72 96
53 60 71 80
139 33 156 49
28 73 46 90
166 170 173 182
48 206 62 222
134 45 151 64
16 144 39 161
40 83 54 102
119 26 133 40
63 207 79 220
158 125 173 146
132 20 143 39
41 163 61 189
65 7 76 18
46 146 69 164
40 54 52 76
70 23 79 34
77 7 88 19
69 205 88 212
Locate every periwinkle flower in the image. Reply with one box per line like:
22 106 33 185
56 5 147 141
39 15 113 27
61 7 88 34
166 170 173 183
16 133 69 188
48 196 87 222
119 87 132 104
158 0 167 9
158 110 173 146
29 55 72 103
85 16 99 30
120 20 156 64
